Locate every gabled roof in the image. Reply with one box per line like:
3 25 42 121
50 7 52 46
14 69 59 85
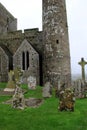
0 44 12 57
13 39 39 57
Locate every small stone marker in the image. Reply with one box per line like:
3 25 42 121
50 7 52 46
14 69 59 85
78 58 87 81
27 76 36 90
42 82 52 98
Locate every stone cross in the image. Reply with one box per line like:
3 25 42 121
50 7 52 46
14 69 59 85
78 58 87 81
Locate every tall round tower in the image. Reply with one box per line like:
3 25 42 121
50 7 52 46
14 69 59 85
42 0 71 87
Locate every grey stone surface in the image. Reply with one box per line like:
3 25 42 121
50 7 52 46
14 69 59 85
78 58 87 81
43 0 71 87
27 76 36 90
72 79 87 98
4 97 43 108
42 82 52 98
12 68 25 109
0 1 71 87
0 3 17 33
12 86 25 110
4 70 15 92
25 98 43 108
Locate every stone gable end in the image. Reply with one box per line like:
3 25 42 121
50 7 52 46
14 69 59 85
13 39 40 84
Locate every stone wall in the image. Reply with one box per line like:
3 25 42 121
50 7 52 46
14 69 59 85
0 47 9 82
0 3 17 33
0 28 43 85
13 39 40 84
0 1 71 86
42 0 71 86
0 28 43 55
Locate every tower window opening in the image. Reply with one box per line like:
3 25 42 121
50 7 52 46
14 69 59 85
56 40 59 44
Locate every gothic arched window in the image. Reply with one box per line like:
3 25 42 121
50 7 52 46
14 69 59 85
22 51 25 70
22 51 29 70
26 51 29 69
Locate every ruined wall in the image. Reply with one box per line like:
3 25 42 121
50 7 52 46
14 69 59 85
43 0 71 86
0 28 43 55
0 28 43 84
0 1 71 86
0 3 17 34
0 47 9 81
13 39 40 84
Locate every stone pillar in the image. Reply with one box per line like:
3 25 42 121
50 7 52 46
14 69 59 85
42 0 71 87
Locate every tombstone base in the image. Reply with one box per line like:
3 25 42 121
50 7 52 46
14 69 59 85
4 88 15 92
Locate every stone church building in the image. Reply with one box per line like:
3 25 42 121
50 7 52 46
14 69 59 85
0 1 71 86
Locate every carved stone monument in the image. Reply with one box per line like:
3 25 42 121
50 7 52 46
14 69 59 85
12 85 25 109
14 67 23 85
4 70 15 92
12 67 25 109
78 58 87 81
27 76 36 90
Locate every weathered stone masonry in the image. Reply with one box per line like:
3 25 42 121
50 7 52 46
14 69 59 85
0 1 71 86
43 0 71 86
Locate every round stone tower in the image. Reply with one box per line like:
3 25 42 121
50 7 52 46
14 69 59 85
42 0 71 87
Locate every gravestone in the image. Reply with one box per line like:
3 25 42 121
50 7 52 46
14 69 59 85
72 79 86 98
27 76 36 90
55 83 66 97
12 68 25 109
42 82 52 98
8 67 25 109
58 88 75 111
78 58 87 81
4 70 15 92
14 67 23 85
12 85 25 110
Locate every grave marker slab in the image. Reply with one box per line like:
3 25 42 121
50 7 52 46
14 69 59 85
42 82 52 98
27 76 36 90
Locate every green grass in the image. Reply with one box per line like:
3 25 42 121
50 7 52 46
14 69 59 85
0 83 87 130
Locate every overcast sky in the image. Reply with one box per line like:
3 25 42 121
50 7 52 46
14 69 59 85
0 0 87 77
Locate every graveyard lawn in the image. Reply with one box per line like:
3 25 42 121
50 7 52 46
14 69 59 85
0 83 87 130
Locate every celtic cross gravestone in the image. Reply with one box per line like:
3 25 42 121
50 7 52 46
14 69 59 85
78 58 87 81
